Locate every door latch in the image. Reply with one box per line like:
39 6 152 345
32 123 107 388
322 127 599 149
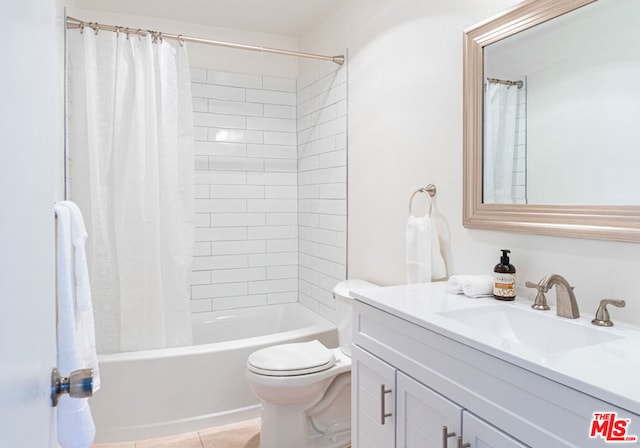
51 367 93 407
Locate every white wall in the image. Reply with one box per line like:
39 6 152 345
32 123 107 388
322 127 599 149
300 0 640 326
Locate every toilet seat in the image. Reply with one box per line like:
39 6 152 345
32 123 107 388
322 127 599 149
247 340 336 377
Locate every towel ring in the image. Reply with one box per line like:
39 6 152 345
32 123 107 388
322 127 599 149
409 184 436 217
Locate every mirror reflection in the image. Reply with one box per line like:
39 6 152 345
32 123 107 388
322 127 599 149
482 0 640 206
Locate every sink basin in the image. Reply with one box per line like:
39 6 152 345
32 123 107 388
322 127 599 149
437 305 623 354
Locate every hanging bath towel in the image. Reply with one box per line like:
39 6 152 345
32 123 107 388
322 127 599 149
406 214 446 283
55 201 100 448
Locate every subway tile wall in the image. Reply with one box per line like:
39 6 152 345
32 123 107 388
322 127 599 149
189 65 347 322
297 65 348 323
512 77 527 204
190 68 300 313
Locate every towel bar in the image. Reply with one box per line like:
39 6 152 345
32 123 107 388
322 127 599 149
409 184 436 216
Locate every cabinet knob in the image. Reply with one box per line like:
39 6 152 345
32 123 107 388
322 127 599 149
456 436 471 448
380 385 392 425
442 426 456 447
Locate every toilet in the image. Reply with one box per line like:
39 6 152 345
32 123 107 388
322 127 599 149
246 279 377 448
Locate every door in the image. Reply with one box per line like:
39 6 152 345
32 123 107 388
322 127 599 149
396 372 462 447
0 0 60 447
351 345 397 448
461 411 529 448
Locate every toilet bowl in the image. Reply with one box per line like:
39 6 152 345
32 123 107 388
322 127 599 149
245 279 377 448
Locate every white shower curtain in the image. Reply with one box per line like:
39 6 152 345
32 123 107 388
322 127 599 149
67 30 194 353
484 82 518 204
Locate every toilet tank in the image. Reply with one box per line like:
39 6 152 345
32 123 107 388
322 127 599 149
333 279 378 357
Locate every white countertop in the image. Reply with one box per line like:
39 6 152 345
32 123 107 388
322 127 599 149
351 282 640 415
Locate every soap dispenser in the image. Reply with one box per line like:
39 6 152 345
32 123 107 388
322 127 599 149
493 249 516 301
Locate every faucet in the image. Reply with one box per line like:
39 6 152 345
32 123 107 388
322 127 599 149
592 299 625 327
526 274 580 319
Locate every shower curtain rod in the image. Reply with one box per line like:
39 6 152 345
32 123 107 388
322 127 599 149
66 16 345 65
487 77 523 89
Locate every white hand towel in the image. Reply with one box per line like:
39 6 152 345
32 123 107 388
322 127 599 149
406 215 446 283
446 275 471 294
431 217 447 280
60 201 100 390
447 275 494 298
462 275 494 298
55 201 98 448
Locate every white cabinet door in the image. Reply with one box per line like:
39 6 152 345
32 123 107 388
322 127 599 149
351 345 397 448
0 0 59 446
396 372 462 448
461 411 528 448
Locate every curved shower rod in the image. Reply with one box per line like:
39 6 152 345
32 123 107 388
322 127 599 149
66 16 345 65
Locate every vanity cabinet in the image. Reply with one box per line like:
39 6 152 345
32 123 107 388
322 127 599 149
351 299 636 448
352 344 525 448
398 372 525 448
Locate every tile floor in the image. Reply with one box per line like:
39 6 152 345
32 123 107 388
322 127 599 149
92 419 260 448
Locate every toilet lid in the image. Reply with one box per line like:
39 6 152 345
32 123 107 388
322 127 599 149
247 340 336 376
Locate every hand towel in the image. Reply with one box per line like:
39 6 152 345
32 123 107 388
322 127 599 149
446 275 470 294
462 275 494 298
55 201 99 448
447 275 494 298
406 215 446 283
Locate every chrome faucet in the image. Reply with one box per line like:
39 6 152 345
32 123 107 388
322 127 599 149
526 274 580 319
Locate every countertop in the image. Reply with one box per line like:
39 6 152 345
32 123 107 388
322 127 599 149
350 282 640 416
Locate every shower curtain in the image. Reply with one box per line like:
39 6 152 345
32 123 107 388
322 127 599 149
66 30 194 353
483 82 518 204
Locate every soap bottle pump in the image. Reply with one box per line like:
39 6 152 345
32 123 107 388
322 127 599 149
493 249 516 301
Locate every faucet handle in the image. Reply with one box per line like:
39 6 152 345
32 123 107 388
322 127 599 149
592 299 625 327
525 280 542 290
525 281 550 311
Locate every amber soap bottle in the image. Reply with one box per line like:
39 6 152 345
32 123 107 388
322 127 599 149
493 249 516 301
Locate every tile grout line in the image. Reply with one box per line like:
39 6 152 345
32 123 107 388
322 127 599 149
198 430 205 448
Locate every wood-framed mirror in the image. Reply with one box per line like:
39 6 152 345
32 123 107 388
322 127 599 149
463 0 640 243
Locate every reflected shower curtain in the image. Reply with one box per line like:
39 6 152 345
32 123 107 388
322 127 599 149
484 82 518 204
67 30 194 353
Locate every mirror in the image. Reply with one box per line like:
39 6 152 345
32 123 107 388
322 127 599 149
463 0 640 242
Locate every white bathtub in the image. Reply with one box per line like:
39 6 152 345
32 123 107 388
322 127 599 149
90 303 338 443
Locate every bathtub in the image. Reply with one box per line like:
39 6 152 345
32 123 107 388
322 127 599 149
90 303 338 443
